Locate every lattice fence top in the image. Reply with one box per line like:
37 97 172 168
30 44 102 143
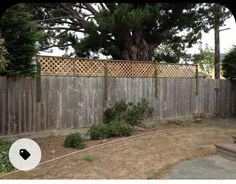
37 56 197 78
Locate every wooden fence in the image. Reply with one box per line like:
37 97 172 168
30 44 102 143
0 76 236 137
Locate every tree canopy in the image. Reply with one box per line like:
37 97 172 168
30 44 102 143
0 3 42 76
32 3 231 61
193 44 214 76
0 35 8 72
222 46 236 80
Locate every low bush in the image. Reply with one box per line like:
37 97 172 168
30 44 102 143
89 123 109 140
104 98 154 126
89 122 134 140
126 109 143 126
106 122 122 137
107 122 134 137
104 107 116 124
118 123 134 136
135 98 154 118
0 140 15 175
64 132 86 149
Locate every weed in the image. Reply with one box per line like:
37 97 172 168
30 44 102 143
83 155 96 162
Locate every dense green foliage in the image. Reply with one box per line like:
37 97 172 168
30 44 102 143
193 44 214 76
0 3 41 76
107 122 134 137
0 140 15 176
89 123 109 140
0 36 8 72
104 99 154 126
32 3 231 61
89 122 134 140
104 108 117 124
64 132 86 149
222 46 236 80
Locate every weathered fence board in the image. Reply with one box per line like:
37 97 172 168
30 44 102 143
0 76 236 137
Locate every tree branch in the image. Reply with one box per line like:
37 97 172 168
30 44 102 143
60 3 86 27
83 3 98 15
39 43 73 51
41 26 85 33
35 16 71 22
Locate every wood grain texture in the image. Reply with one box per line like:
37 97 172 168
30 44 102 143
0 76 236 137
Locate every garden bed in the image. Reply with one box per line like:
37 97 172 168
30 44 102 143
1 117 236 179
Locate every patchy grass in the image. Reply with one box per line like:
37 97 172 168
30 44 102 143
83 155 96 162
0 140 15 176
147 159 184 179
3 127 236 179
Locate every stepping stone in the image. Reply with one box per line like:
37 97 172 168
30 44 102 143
215 143 236 162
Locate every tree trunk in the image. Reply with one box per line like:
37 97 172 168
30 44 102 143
119 30 155 61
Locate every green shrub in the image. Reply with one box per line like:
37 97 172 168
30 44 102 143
89 122 134 140
64 133 86 149
118 123 134 136
126 109 143 126
89 123 109 140
104 107 117 124
0 140 15 175
104 98 154 126
107 122 134 137
114 99 128 113
135 98 154 118
106 122 122 137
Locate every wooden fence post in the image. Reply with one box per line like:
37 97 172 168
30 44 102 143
155 62 158 98
36 60 41 102
103 62 108 106
195 64 199 96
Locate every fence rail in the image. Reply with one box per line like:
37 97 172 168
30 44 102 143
37 56 197 78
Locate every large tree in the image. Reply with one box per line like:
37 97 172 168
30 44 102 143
222 46 236 80
0 35 8 72
32 3 231 61
0 3 42 76
193 44 214 76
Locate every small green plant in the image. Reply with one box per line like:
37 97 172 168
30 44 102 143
83 154 96 162
89 123 109 140
64 132 86 149
0 140 15 176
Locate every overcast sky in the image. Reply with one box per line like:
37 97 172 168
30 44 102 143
186 16 236 54
39 15 236 58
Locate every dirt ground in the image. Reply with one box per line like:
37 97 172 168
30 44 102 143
32 123 175 162
2 117 236 179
